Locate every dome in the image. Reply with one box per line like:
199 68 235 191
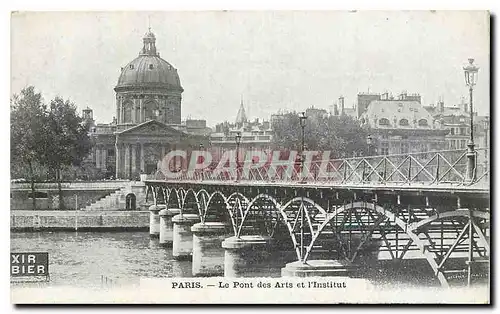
115 29 183 92
116 55 182 90
144 30 155 39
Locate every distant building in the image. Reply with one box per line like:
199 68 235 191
423 98 488 150
331 96 356 118
209 100 273 153
359 91 448 155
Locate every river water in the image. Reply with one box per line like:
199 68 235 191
10 231 473 289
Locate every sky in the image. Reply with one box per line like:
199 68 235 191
11 11 490 126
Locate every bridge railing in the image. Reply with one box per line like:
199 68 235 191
11 180 131 190
156 148 489 186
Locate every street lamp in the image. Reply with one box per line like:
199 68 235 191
363 135 373 182
199 143 204 181
366 135 373 156
463 58 479 181
235 132 241 182
483 116 489 181
298 112 307 262
299 112 308 183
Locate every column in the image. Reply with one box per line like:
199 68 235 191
115 144 121 179
149 204 164 238
191 222 232 276
131 144 137 178
134 98 139 123
95 146 101 169
222 236 273 277
124 144 130 179
116 96 121 124
172 214 200 260
159 208 181 246
140 143 145 172
131 100 136 123
139 99 143 123
102 148 107 171
281 260 354 278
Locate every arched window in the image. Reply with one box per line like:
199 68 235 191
123 102 132 123
379 118 390 126
143 101 158 121
418 119 428 127
399 119 409 126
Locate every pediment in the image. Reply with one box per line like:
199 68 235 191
116 120 184 137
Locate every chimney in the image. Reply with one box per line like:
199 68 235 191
339 96 345 115
381 91 389 100
462 97 468 112
438 100 445 113
333 103 339 116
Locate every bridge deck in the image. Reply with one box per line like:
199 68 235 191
146 180 489 196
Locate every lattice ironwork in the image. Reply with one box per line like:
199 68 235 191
158 148 489 187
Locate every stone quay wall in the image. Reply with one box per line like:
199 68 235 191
10 189 119 211
11 210 149 232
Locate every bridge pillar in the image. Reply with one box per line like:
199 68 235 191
159 208 181 246
222 235 273 277
172 214 200 260
191 222 231 277
149 204 165 238
281 260 353 277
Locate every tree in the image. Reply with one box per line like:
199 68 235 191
271 111 368 158
11 86 47 210
43 97 92 210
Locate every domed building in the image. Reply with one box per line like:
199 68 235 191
87 29 208 180
115 29 183 125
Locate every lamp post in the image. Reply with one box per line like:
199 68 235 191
235 132 241 182
463 58 479 182
483 116 489 181
363 135 373 182
298 112 307 262
199 143 204 181
366 135 373 156
299 112 308 183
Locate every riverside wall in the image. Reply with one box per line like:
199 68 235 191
10 210 149 232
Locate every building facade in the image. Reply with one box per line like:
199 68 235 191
88 29 206 179
359 91 448 155
209 100 273 160
424 99 489 151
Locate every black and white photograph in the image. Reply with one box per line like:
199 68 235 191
9 10 490 304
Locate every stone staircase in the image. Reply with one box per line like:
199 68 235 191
82 181 147 211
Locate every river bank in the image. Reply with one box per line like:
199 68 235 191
10 210 149 232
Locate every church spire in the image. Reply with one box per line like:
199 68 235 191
235 97 248 125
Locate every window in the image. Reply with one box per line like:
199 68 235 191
381 142 389 155
379 118 390 126
460 140 466 148
107 149 115 157
149 64 154 69
399 119 409 126
27 191 48 199
418 119 428 127
401 142 409 154
460 128 466 135
129 64 134 70
450 128 455 135
450 140 456 149
123 102 132 123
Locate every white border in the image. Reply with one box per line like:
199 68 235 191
3 0 497 312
